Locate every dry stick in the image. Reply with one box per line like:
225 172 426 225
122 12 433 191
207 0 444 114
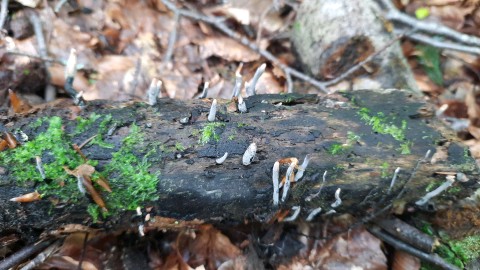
380 0 480 47
164 9 180 63
6 51 65 65
0 0 8 30
161 0 329 93
369 226 458 270
27 10 57 102
0 239 55 270
398 30 480 55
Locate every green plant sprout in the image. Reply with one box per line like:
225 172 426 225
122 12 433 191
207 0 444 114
198 122 225 145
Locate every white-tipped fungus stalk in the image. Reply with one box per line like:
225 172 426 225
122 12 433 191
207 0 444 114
35 156 46 180
424 149 432 161
231 73 243 98
242 143 257 165
281 162 296 202
77 175 86 194
237 94 247 113
306 207 322 221
272 161 280 206
199 82 209 99
147 78 162 106
294 154 311 182
415 176 455 206
456 172 469 182
387 167 401 195
331 188 342 208
207 99 217 122
215 152 228 164
246 63 266 96
284 206 301 222
65 48 77 79
305 170 327 202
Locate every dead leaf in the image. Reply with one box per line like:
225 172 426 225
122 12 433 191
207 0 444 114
8 89 32 114
198 36 261 62
9 190 42 202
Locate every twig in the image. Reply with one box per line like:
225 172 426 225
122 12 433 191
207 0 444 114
0 239 54 270
161 0 329 93
398 30 480 55
0 0 8 30
27 9 56 101
380 0 480 47
6 50 65 65
164 9 180 63
368 226 459 270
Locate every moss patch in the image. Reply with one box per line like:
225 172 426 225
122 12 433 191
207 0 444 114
358 108 412 154
103 123 160 211
198 122 225 145
0 116 85 201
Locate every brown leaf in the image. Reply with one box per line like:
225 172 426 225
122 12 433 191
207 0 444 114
9 190 41 202
3 132 18 149
80 175 107 211
178 224 241 269
0 139 8 151
198 36 261 62
8 89 32 114
95 176 112 192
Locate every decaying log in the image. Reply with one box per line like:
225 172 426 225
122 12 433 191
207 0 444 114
0 90 478 242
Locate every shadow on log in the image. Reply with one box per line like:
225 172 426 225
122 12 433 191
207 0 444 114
0 90 478 242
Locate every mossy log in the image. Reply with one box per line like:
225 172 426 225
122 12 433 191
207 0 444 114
0 90 478 241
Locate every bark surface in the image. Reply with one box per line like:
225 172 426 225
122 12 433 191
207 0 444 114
0 90 478 242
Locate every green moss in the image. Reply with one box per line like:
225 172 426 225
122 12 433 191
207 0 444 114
237 123 247 128
449 235 480 263
88 114 114 149
198 122 225 145
103 123 160 211
75 112 102 134
380 162 390 178
175 142 185 152
328 143 347 155
358 108 412 154
0 116 84 201
87 204 100 223
228 135 236 141
29 118 44 129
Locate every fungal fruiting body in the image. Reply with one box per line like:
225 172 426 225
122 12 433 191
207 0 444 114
387 167 401 194
242 143 257 165
215 152 228 164
237 95 247 113
284 206 301 222
231 74 243 98
272 161 280 206
281 162 296 202
208 99 217 122
147 78 162 106
294 154 312 181
65 48 77 79
199 82 209 99
306 207 322 221
246 63 266 96
415 176 455 206
331 188 342 208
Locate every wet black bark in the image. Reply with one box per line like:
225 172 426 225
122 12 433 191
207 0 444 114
0 90 478 243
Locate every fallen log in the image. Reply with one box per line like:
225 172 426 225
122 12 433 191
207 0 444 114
0 90 478 242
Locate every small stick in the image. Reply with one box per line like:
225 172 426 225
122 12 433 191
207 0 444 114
368 225 458 270
6 51 65 65
163 9 180 63
0 239 54 270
